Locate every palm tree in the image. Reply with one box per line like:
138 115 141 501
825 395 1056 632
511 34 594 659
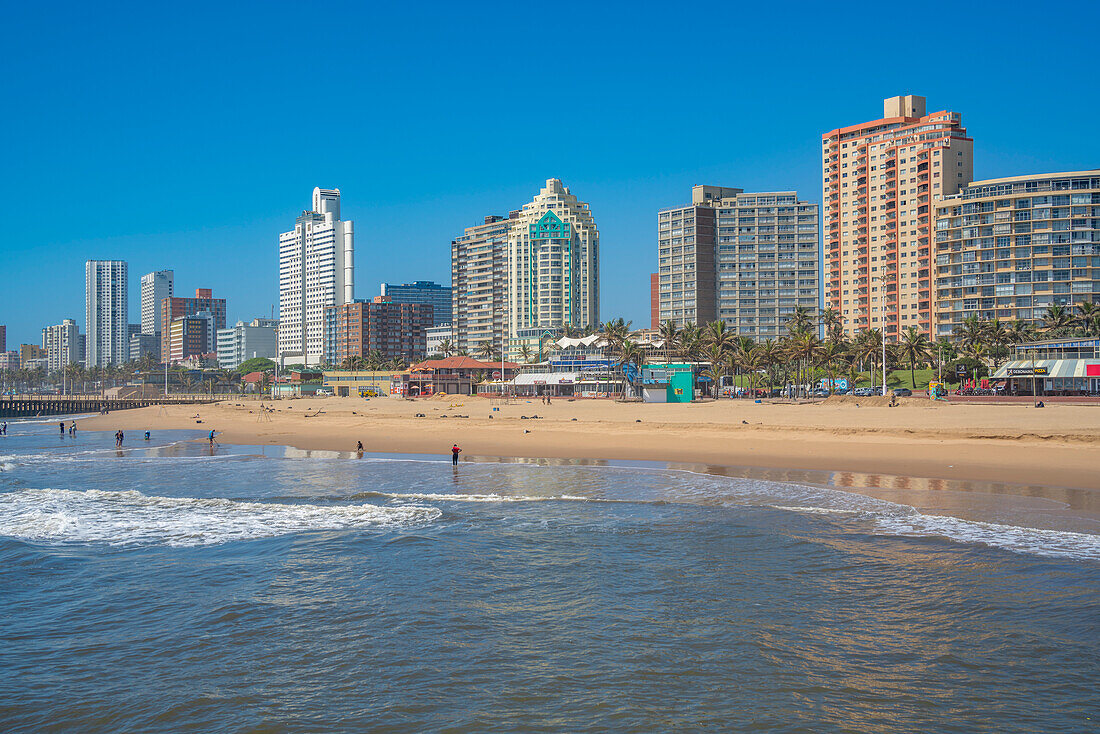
755 339 780 395
1005 320 1034 346
657 320 680 363
704 320 733 354
1042 304 1074 334
819 307 843 342
616 339 646 398
1075 301 1099 331
476 339 499 362
677 324 701 362
953 315 986 355
819 339 848 394
897 327 931 389
438 339 455 357
786 305 813 336
518 344 534 364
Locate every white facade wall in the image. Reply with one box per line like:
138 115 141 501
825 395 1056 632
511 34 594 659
140 270 174 335
217 319 278 370
42 319 81 372
85 260 128 367
507 179 599 345
278 188 354 366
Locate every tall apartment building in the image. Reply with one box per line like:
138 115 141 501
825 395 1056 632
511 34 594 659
657 186 819 338
216 318 278 370
933 170 1100 336
381 280 452 327
0 325 5 353
167 313 216 364
42 319 81 372
822 95 973 339
140 270 174 336
451 214 512 354
85 259 129 367
160 288 226 361
323 297 433 363
507 179 599 354
278 187 354 366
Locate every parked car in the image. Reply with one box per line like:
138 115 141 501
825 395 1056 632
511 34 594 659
811 388 830 397
892 388 912 397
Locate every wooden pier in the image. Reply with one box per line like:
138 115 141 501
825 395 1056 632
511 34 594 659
0 395 216 418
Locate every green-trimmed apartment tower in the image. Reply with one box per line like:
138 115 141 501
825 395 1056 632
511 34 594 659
507 179 599 356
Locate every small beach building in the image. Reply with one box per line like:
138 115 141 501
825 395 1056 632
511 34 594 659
992 337 1100 396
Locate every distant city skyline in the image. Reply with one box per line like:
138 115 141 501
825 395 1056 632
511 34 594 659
2 4 1098 346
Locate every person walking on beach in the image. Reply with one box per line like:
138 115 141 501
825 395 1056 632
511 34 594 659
356 440 364 452
60 421 66 436
70 421 77 436
451 443 462 465
115 430 124 447
208 429 217 446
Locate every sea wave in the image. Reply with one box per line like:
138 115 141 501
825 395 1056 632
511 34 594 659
354 490 597 503
0 489 441 547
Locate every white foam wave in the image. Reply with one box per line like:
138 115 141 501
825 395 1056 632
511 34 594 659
380 491 595 503
871 512 1100 562
0 489 441 547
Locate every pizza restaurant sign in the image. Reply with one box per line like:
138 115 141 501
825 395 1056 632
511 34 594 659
1007 366 1048 376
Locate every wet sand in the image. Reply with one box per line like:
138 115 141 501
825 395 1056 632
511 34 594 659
80 395 1100 530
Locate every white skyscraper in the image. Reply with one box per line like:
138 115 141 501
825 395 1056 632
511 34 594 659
140 270 174 335
278 187 354 365
85 260 129 367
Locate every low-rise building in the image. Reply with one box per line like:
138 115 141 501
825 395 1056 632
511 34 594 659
19 344 46 368
992 336 1100 396
129 333 160 363
426 323 452 356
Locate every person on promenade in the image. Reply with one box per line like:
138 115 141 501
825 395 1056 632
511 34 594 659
451 443 462 465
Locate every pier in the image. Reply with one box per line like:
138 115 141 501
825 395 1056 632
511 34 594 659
0 394 216 418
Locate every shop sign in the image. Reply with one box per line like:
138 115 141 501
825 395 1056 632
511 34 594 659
1007 367 1048 376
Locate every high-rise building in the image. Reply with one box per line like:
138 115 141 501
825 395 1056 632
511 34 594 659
167 314 216 364
85 260 129 367
278 187 355 366
0 325 5 353
160 288 226 362
933 170 1100 337
381 280 452 326
323 297 433 364
140 270 174 336
822 95 973 339
657 186 820 338
425 324 453 356
42 319 81 372
507 179 599 355
451 214 512 354
216 318 278 370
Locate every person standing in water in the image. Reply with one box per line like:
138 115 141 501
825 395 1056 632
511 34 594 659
208 429 216 446
451 443 462 465
60 421 66 436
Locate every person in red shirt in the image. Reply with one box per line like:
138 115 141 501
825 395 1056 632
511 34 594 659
451 444 461 466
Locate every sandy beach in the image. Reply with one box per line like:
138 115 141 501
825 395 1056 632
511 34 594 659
77 395 1100 527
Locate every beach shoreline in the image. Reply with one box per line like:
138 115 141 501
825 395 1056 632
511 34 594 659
75 395 1100 532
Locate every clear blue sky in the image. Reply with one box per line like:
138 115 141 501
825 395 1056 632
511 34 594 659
2 1 1097 347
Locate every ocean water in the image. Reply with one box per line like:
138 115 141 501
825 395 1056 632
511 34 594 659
1 419 1098 732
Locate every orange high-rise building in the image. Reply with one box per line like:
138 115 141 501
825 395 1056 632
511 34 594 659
822 95 973 339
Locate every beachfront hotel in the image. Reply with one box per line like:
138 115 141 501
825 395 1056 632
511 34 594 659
823 95 973 340
278 187 355 366
507 179 600 356
933 170 1100 337
657 186 819 337
451 215 512 355
85 259 129 367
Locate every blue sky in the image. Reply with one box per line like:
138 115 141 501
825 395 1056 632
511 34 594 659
1 1 1097 347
